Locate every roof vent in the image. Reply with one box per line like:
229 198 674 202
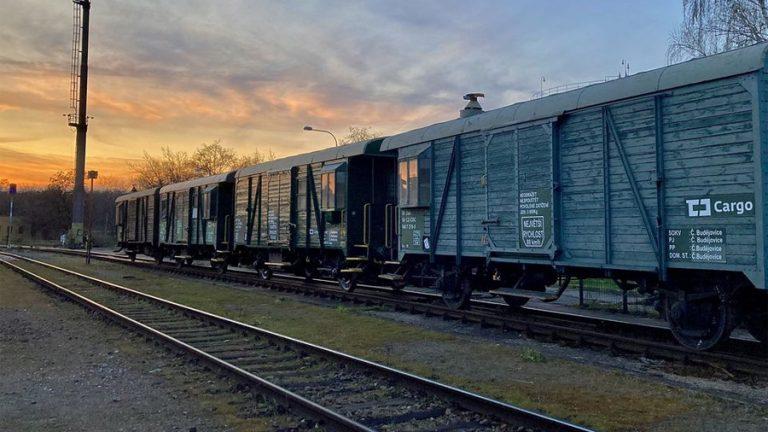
460 93 484 118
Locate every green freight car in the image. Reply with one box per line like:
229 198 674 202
232 139 396 288
380 43 768 349
115 187 159 262
157 171 236 268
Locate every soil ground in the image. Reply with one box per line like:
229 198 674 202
7 250 768 431
0 262 304 432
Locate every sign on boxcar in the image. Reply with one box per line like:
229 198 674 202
667 227 726 263
268 209 278 241
400 208 426 252
518 188 552 248
685 193 755 218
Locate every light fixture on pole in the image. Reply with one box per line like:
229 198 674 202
303 125 338 147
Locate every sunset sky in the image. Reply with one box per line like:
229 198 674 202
1 0 680 189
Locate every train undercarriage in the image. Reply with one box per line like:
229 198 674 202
381 255 767 350
123 243 767 350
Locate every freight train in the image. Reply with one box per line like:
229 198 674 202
116 43 768 350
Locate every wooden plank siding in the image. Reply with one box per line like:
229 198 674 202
663 77 757 268
414 73 761 281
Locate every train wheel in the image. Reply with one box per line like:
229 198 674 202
503 296 530 308
258 268 272 281
440 274 472 310
154 254 163 265
391 279 406 292
215 262 228 275
185 258 194 266
175 259 184 269
665 285 736 351
339 274 358 292
303 265 316 281
128 253 136 263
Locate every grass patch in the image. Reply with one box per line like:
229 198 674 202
520 347 546 363
16 253 767 431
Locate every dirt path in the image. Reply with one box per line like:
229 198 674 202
0 264 301 432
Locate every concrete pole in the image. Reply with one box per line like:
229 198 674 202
70 0 90 245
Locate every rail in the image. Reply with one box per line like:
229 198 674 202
0 251 591 432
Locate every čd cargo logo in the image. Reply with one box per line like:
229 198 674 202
686 193 755 218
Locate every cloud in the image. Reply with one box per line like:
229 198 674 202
0 0 681 186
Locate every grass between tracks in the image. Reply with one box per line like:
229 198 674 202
16 253 768 432
0 266 300 432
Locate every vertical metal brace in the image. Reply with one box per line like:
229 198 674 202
305 166 312 250
455 136 462 268
602 108 612 264
245 177 253 245
429 141 436 263
654 95 668 282
550 121 562 254
431 138 458 263
307 165 325 250
605 106 660 259
256 175 263 245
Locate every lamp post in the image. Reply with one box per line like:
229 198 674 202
7 183 16 247
303 125 338 147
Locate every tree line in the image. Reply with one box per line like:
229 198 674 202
1 128 378 245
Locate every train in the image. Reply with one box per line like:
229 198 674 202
116 43 768 350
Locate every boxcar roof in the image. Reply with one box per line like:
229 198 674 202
236 138 385 178
159 171 236 194
115 187 159 203
382 42 768 150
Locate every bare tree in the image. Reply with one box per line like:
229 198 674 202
48 169 75 192
129 141 276 189
193 139 239 176
669 0 768 61
339 126 380 145
128 147 196 189
235 148 276 169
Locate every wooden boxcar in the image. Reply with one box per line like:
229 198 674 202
157 172 236 268
380 43 768 348
115 187 159 261
232 139 396 287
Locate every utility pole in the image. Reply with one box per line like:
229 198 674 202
68 0 91 246
6 183 16 247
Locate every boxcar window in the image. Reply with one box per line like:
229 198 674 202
399 150 431 207
320 164 347 210
336 170 346 209
202 187 217 220
399 160 408 203
407 159 418 205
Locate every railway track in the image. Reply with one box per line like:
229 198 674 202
10 246 768 379
0 251 591 432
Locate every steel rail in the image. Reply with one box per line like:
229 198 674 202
11 246 768 377
0 251 592 432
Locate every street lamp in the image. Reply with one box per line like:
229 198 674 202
303 125 338 147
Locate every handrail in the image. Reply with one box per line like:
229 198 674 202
362 203 371 245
